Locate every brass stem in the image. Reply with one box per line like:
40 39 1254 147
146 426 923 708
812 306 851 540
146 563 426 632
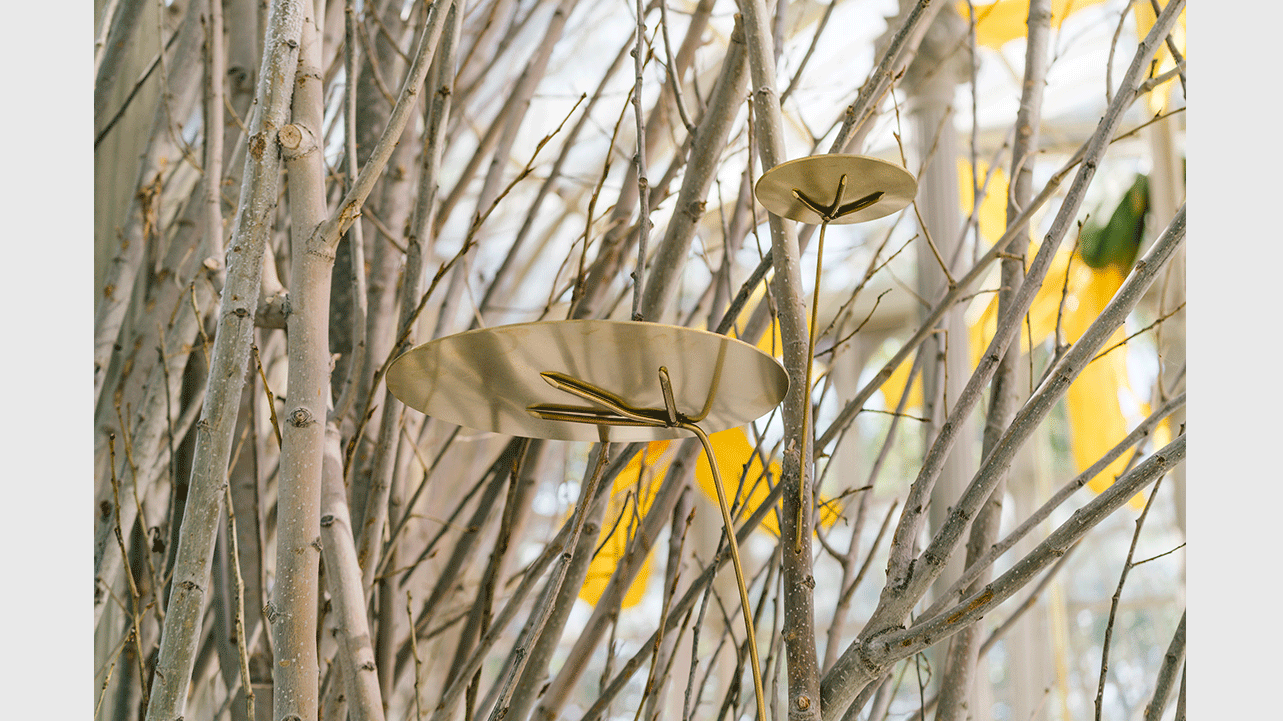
787 176 871 555
680 420 768 721
796 217 827 554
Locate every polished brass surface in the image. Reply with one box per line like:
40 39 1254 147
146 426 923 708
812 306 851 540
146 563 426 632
753 154 917 224
385 320 789 442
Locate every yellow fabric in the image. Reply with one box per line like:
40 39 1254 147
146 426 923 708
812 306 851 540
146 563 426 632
691 426 840 537
578 442 670 608
578 427 840 607
1059 269 1135 502
958 159 1010 246
970 251 1158 508
878 355 924 412
965 0 1109 51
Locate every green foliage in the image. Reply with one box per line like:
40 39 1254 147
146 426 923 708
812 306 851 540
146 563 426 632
1080 174 1149 271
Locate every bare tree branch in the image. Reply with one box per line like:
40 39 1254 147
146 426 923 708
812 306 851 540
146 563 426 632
142 3 302 718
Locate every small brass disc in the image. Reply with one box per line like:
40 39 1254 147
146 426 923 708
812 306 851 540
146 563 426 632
753 154 917 225
386 320 789 442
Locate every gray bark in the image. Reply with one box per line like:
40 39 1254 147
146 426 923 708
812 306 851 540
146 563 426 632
433 0 579 337
319 424 387 721
143 3 302 718
936 1 1049 715
95 6 204 407
1143 611 1185 721
269 6 339 718
577 463 797 721
638 19 747 322
921 391 1185 620
897 6 978 713
826 11 1186 703
95 0 149 128
874 434 1185 663
91 2 1189 718
570 0 716 320
736 0 824 716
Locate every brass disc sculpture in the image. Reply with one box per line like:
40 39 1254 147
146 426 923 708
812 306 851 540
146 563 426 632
753 154 917 552
386 320 787 442
752 153 917 225
386 319 788 721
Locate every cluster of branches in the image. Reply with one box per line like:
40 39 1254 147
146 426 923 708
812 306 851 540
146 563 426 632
93 1 1187 720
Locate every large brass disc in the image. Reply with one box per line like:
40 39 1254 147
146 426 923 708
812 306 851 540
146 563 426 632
753 154 917 225
386 320 789 442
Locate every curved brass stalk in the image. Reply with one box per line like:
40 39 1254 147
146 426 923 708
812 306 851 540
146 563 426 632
679 420 768 721
796 216 827 553
789 180 884 552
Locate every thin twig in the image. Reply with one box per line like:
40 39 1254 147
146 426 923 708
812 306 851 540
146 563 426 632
468 93 587 241
568 87 635 316
979 541 1080 659
222 484 256 721
94 629 130 719
656 0 695 133
829 30 1189 685
373 426 462 578
818 289 893 358
1090 301 1187 363
829 0 945 153
358 205 407 253
1132 542 1185 568
354 9 398 105
1137 60 1187 97
1146 0 1187 95
250 344 281 448
780 0 841 103
630 0 651 320
128 367 166 618
631 506 695 721
919 391 1185 621
448 440 612 721
1096 473 1167 720
94 29 183 149
1175 664 1186 720
109 435 150 713
476 38 632 321
332 0 369 424
407 592 424 721
1055 223 1085 353
1104 1 1137 107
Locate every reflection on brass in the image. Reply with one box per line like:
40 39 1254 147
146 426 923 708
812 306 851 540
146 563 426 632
753 154 917 225
385 320 788 442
